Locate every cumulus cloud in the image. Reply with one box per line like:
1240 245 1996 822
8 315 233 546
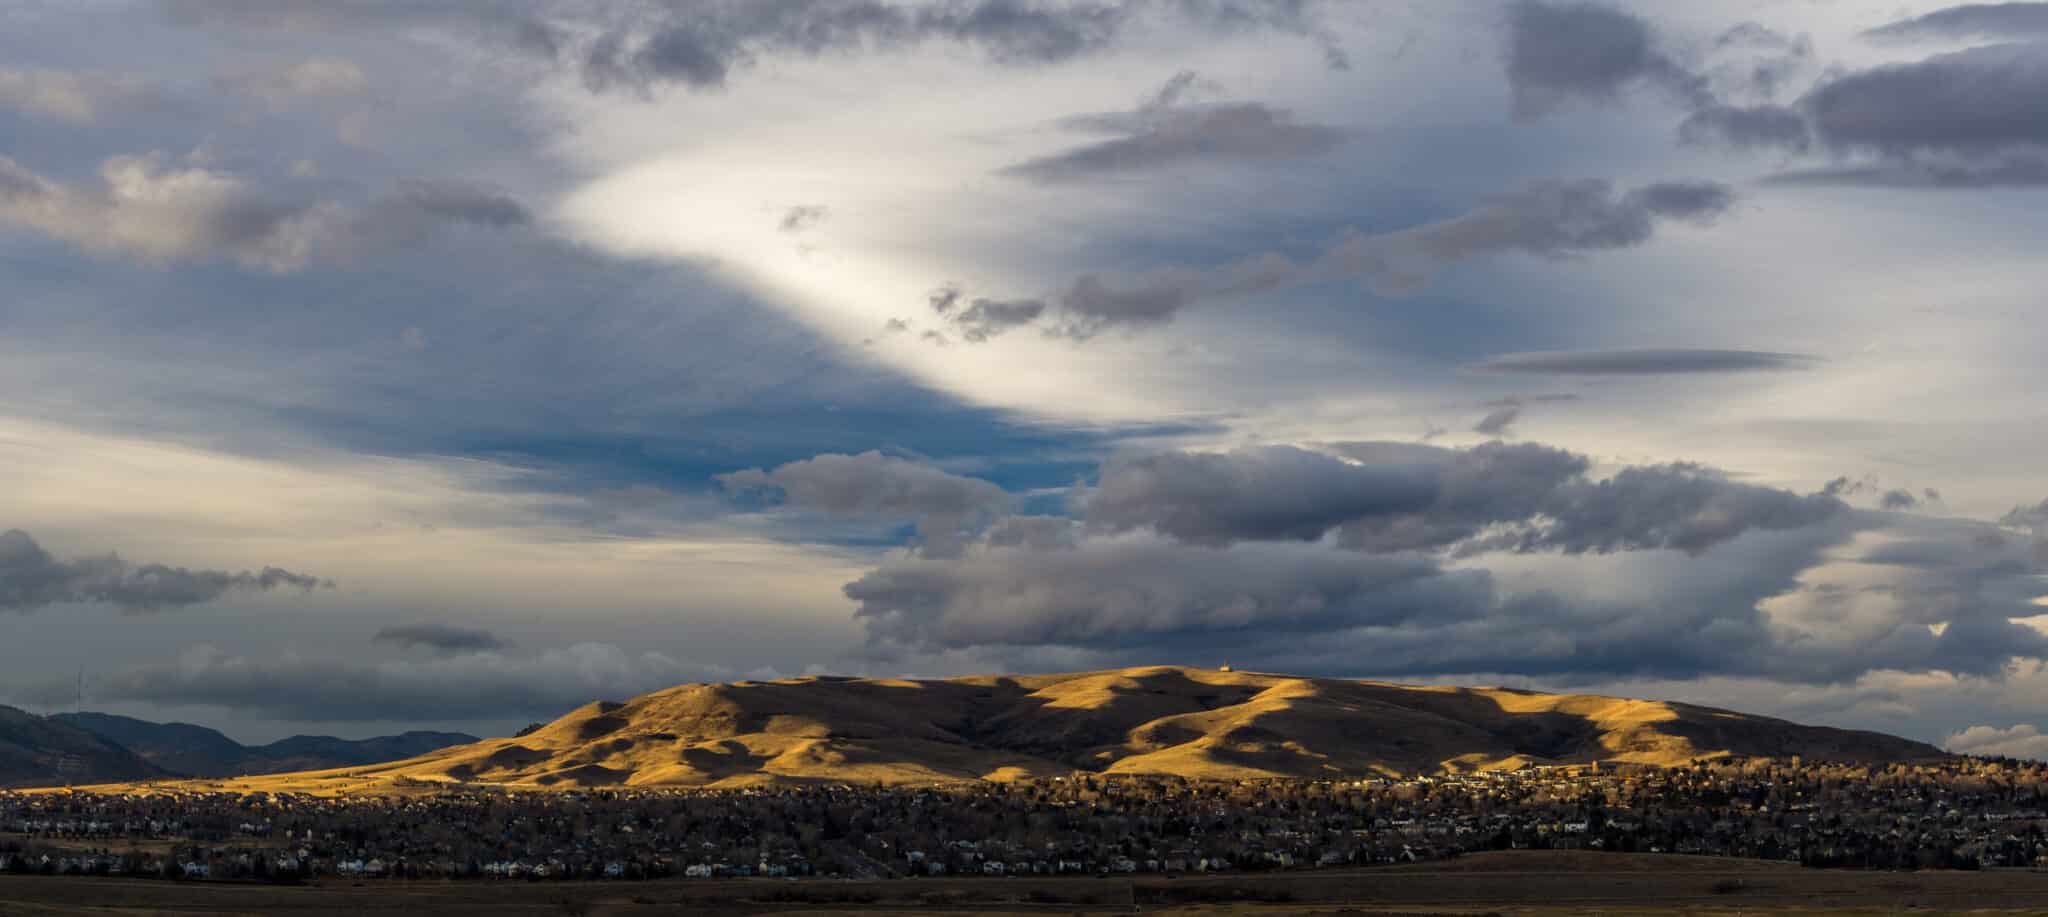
848 494 2048 685
72 642 727 722
1865 4 2048 42
1084 441 1843 558
1470 348 1817 375
372 624 511 655
1503 0 1709 118
1946 723 2048 760
0 68 156 123
719 450 1010 555
1041 177 1735 337
0 154 527 270
1003 71 1344 182
0 529 330 614
1085 445 1457 545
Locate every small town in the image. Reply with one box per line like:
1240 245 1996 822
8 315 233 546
5 757 2047 884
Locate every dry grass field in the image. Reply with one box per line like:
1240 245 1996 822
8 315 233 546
4 852 2047 916
63 666 1943 796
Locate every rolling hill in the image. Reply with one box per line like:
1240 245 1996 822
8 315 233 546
50 712 477 778
0 705 169 788
131 666 1945 794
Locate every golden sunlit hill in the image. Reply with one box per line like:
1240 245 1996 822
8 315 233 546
97 667 1945 794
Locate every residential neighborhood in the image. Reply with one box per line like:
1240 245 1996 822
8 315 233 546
5 757 2048 883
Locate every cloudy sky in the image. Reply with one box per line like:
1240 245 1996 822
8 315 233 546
4 0 2048 757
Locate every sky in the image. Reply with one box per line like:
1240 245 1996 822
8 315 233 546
4 0 2048 757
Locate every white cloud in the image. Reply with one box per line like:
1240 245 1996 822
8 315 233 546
1947 724 2048 760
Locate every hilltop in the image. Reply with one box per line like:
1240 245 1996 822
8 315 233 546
103 667 1945 794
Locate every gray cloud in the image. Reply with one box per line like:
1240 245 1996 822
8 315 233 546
372 624 511 655
392 179 531 228
1764 153 2048 189
848 509 2048 683
848 537 1484 650
559 1 1336 95
0 529 330 614
1003 81 1345 182
0 155 528 271
1048 178 1735 337
1474 463 1845 556
1882 489 1922 511
75 642 727 722
1804 43 2048 156
1084 441 1844 559
1085 445 1455 545
1473 405 1520 435
926 285 1047 341
779 204 827 233
1470 348 1817 375
1504 0 1709 118
1866 4 2048 42
720 450 1010 555
1679 104 1811 152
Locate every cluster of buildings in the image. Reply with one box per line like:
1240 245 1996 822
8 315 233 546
4 757 2047 882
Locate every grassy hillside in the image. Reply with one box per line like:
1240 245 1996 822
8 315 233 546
90 666 1944 795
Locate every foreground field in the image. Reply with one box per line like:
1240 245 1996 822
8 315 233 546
5 852 2048 915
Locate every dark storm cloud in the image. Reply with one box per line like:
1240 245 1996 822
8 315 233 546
1470 348 1817 375
1503 0 1709 117
1083 441 1844 558
1865 3 2048 42
844 515 2048 682
0 529 329 613
75 643 728 722
846 493 2046 684
372 624 511 655
847 538 1486 649
1045 178 1735 337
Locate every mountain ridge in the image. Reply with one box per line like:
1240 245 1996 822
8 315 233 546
49 711 478 779
93 667 1945 795
0 705 170 788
